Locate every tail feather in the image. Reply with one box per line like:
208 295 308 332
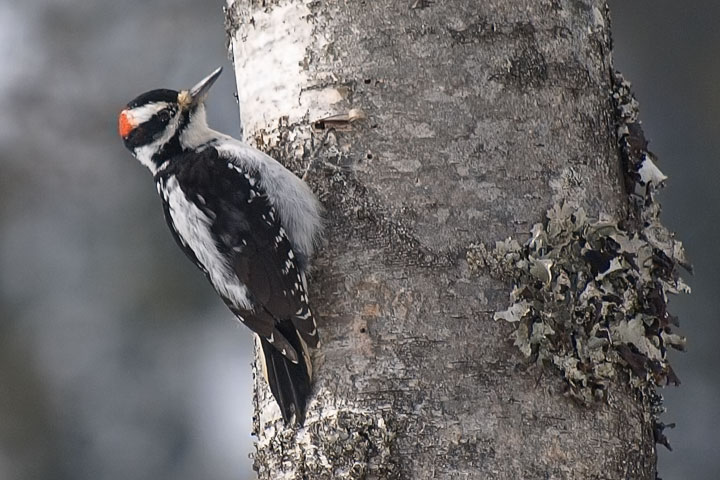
259 320 312 425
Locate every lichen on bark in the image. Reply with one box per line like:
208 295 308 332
468 203 688 401
470 70 690 449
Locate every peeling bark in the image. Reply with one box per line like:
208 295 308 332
226 1 657 478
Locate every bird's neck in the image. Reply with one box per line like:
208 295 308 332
178 112 220 151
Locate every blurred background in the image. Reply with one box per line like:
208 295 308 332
0 1 715 479
0 1 254 479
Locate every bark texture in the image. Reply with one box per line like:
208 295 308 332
226 0 656 478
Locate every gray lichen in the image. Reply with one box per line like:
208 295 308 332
468 202 688 404
467 72 690 428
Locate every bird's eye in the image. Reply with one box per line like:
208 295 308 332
157 110 171 122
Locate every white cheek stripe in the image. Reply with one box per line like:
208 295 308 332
165 176 252 310
129 101 170 123
133 110 181 174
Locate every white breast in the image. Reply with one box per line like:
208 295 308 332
163 176 252 310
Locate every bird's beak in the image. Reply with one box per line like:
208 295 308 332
189 66 223 106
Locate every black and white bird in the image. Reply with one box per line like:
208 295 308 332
118 67 322 425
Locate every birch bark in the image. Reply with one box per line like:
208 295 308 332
225 1 656 478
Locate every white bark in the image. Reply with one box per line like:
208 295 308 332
226 1 656 478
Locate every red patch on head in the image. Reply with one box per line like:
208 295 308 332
118 110 135 138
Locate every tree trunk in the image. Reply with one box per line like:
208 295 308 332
226 1 659 478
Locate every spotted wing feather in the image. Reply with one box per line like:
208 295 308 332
157 147 318 356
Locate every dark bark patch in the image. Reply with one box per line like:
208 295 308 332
447 20 536 46
489 43 548 90
252 408 400 479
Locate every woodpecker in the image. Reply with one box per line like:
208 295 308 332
118 67 322 425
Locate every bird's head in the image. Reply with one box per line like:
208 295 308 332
118 66 222 172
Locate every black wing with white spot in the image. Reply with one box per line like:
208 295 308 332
157 148 318 358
